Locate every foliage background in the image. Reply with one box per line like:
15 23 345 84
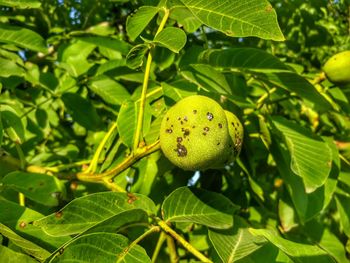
0 0 350 262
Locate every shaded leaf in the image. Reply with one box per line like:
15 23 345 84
170 6 202 33
0 57 25 77
153 27 187 53
249 228 335 263
180 0 284 41
162 186 238 229
2 171 65 207
54 233 150 263
61 92 102 131
88 75 130 105
126 6 160 41
34 192 156 236
77 36 130 55
272 117 332 193
0 223 50 261
335 194 350 237
0 24 46 52
0 105 25 143
0 0 40 8
209 216 267 262
117 100 136 148
126 44 150 69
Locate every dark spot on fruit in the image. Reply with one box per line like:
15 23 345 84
203 127 209 132
175 143 187 157
177 137 183 143
167 117 169 121
178 117 181 121
19 221 26 228
171 125 174 127
180 121 184 125
192 125 196 128
217 142 220 145
231 122 235 127
207 112 214 121
183 129 190 138
55 211 63 218
184 116 188 121
166 129 173 134
218 123 223 128
202 132 207 136
39 182 44 186
193 110 197 114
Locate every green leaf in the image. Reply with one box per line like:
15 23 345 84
180 0 284 41
0 57 25 77
162 186 238 229
181 64 232 95
272 117 332 193
117 100 136 148
170 6 202 33
61 92 102 131
0 105 25 144
0 223 50 261
33 192 156 236
199 48 289 72
249 228 335 263
126 6 160 41
209 216 267 262
53 233 151 263
2 171 65 207
88 75 130 105
126 44 150 69
0 245 37 263
335 194 350 237
0 24 46 53
77 36 131 55
153 27 187 53
0 0 41 8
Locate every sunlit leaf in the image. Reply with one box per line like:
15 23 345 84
0 245 37 263
126 6 160 41
0 57 25 77
0 24 46 52
34 192 156 236
180 0 285 41
162 186 238 229
117 100 136 148
126 44 150 69
153 27 187 53
0 0 40 8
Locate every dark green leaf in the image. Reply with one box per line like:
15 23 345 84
61 92 102 131
2 171 65 206
116 100 136 148
180 0 285 41
162 186 238 229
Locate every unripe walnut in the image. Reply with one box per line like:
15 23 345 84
160 95 243 171
323 50 350 85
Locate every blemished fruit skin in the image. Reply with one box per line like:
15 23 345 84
160 95 243 171
323 51 350 85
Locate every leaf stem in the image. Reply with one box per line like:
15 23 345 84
166 235 179 263
15 143 26 206
133 8 170 151
151 231 167 263
156 219 212 263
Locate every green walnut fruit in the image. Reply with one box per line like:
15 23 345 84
225 110 244 161
160 95 243 171
323 50 350 85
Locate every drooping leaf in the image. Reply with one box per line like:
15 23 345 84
209 216 267 262
33 192 156 236
126 44 150 69
53 233 151 263
153 27 187 53
88 75 130 105
0 0 41 8
0 24 46 53
2 171 65 207
162 186 238 229
0 223 50 261
249 228 335 263
180 0 285 41
126 6 160 41
116 100 136 148
61 92 102 131
272 117 332 193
